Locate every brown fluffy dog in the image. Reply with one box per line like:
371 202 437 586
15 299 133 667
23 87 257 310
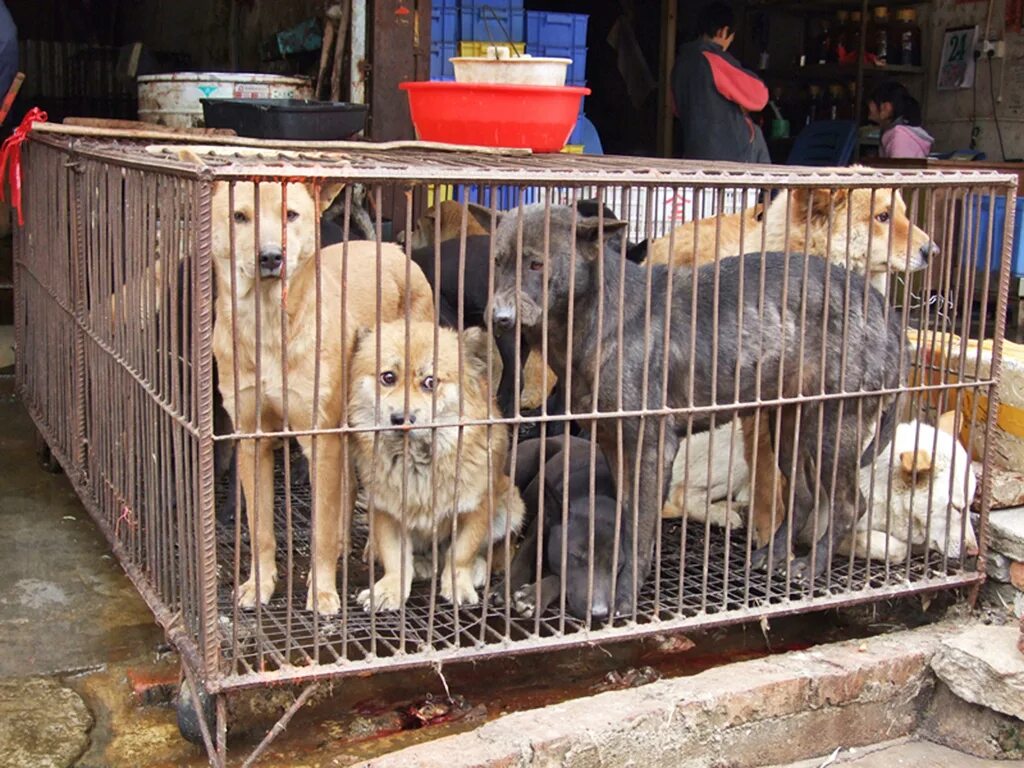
647 184 936 294
195 155 435 616
349 320 525 612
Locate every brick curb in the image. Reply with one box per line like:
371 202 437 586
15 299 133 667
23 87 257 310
358 623 958 768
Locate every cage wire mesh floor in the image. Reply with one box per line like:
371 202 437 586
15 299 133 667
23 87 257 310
211 443 973 676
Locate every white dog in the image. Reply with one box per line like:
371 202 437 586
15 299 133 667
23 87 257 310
665 415 978 562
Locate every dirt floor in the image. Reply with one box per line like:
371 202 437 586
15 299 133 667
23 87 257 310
0 386 1019 768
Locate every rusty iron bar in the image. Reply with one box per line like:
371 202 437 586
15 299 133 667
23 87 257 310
240 683 320 768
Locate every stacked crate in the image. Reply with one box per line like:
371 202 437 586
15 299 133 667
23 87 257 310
430 0 528 81
430 0 460 81
524 11 587 88
430 5 589 88
526 11 591 152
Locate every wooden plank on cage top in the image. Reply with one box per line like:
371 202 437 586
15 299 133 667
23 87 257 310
32 122 531 155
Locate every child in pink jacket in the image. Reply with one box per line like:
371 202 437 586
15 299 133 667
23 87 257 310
868 81 934 159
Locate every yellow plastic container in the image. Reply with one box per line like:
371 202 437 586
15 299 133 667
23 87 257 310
458 41 525 58
561 144 584 154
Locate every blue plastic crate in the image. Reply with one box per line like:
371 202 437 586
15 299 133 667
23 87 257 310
460 1 525 44
430 7 459 80
525 11 588 85
452 183 539 210
972 195 1024 277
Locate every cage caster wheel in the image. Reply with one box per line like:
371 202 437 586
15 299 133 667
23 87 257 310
34 431 62 474
176 676 216 746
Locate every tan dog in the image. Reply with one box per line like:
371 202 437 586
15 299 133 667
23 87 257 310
402 200 492 250
187 150 435 615
648 183 937 294
349 320 525 612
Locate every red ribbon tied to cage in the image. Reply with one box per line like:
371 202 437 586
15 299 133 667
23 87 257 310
0 107 48 226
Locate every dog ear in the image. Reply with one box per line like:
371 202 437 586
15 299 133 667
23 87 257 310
466 202 501 234
317 181 346 214
575 216 628 257
351 325 373 358
459 326 493 379
576 216 629 239
791 188 848 223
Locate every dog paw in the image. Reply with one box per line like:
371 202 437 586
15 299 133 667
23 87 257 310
750 546 776 573
661 500 682 519
470 556 489 588
512 585 537 618
787 555 826 585
413 555 436 581
706 500 745 530
306 586 341 616
357 576 408 613
439 566 479 607
237 574 277 609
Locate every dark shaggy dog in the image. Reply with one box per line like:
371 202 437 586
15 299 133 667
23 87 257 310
490 204 904 614
506 435 626 622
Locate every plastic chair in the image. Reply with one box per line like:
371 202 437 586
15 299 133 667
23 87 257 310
568 114 604 155
785 119 857 166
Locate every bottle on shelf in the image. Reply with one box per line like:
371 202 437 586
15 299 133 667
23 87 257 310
894 8 922 67
869 6 891 66
828 83 850 120
839 10 862 66
817 17 835 65
807 84 824 124
834 10 849 58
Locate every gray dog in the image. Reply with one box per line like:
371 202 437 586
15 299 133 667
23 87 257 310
489 204 905 615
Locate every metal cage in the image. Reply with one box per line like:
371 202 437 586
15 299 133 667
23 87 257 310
13 128 1017 765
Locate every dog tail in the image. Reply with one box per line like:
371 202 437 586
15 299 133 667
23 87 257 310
860 392 902 468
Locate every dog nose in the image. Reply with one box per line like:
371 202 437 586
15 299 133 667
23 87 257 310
259 246 283 271
590 597 610 622
492 305 515 334
390 412 416 426
920 242 940 262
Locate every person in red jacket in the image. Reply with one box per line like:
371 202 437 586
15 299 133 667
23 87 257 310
671 2 771 163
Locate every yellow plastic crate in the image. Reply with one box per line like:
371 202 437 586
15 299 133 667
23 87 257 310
457 41 526 58
425 184 455 207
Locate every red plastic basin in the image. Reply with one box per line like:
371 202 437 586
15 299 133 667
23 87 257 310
400 81 590 153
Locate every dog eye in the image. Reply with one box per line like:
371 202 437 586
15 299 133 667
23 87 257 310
421 376 436 391
286 209 299 222
875 211 890 224
379 371 397 386
529 259 544 271
232 211 249 224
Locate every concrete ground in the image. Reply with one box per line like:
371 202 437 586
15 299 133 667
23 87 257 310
772 739 1011 767
1 387 1022 768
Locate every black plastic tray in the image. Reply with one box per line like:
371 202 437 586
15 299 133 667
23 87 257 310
200 98 368 140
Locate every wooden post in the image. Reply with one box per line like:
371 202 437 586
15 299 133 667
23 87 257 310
657 0 679 158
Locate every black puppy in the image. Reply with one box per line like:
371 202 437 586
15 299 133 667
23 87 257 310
505 435 626 622
410 235 524 418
